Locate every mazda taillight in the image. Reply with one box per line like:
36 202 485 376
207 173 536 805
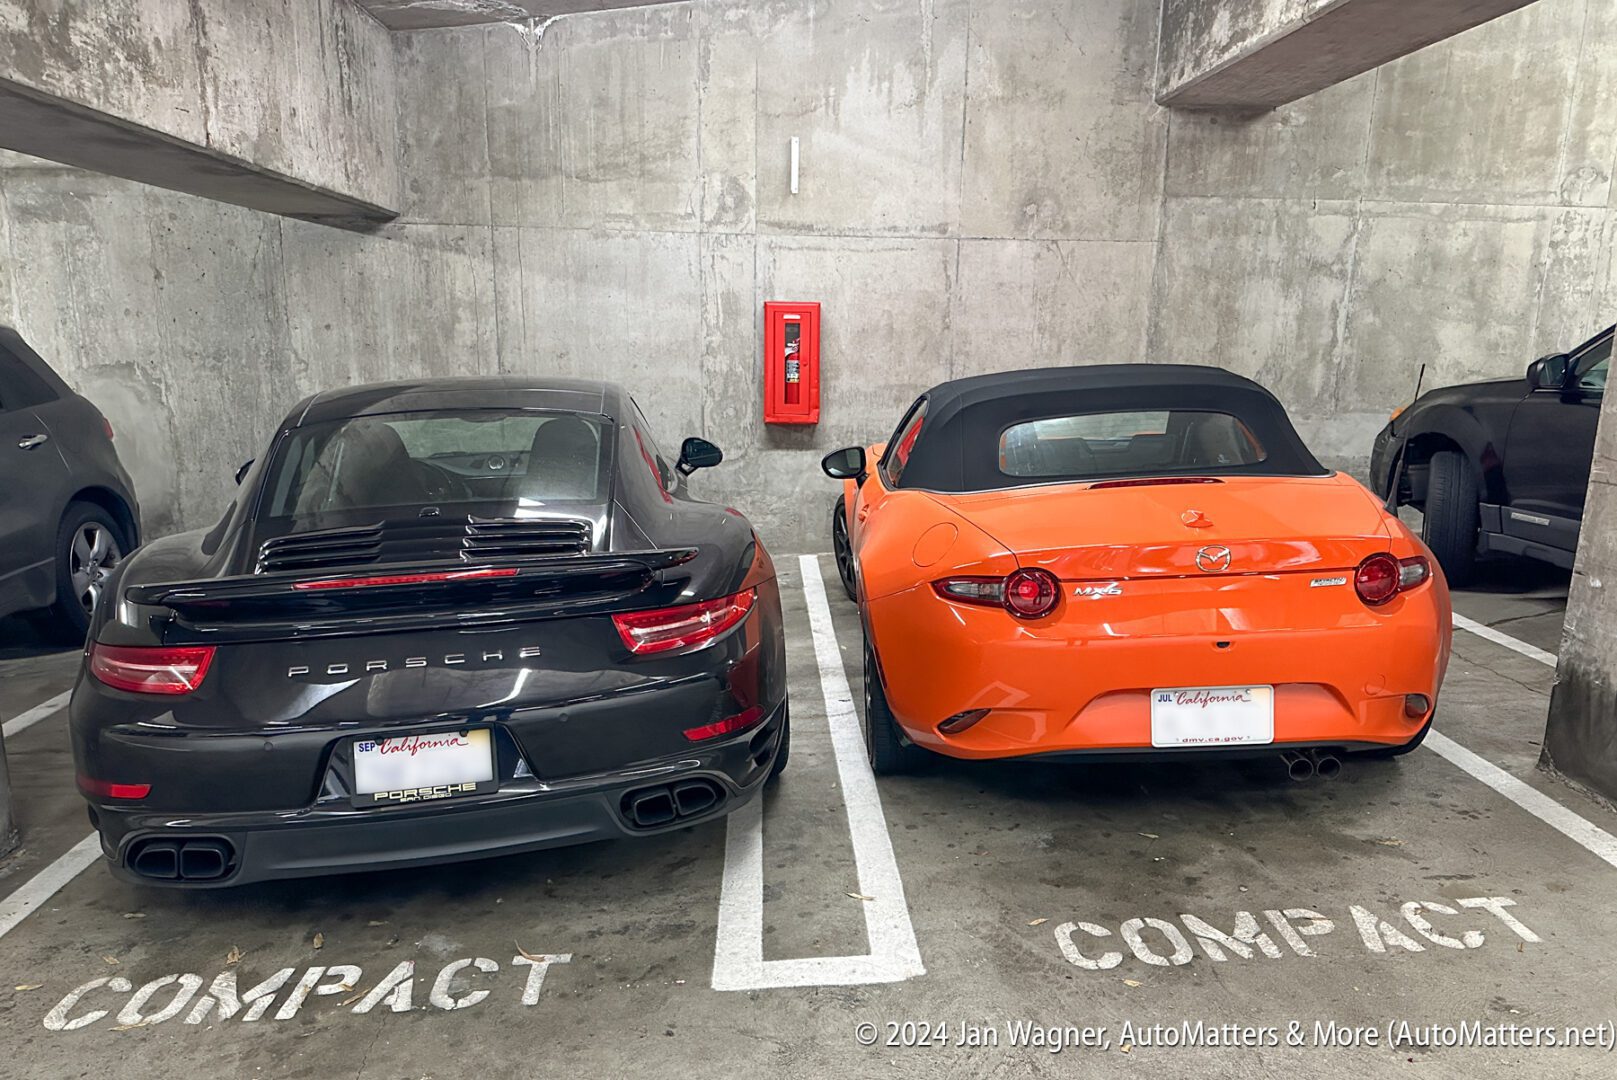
1354 552 1430 606
89 643 215 694
1398 555 1431 590
613 589 756 655
932 568 1061 619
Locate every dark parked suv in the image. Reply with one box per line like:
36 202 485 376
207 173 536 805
1371 322 1612 584
0 327 141 639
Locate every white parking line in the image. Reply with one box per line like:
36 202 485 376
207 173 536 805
2 690 70 740
1434 612 1617 870
0 833 101 942
1452 612 1559 667
1425 732 1617 870
711 556 924 990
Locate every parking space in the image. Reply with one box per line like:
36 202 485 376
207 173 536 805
2 555 1616 1077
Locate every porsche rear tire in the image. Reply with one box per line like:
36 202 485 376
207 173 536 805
864 643 924 775
1422 449 1478 586
831 496 858 603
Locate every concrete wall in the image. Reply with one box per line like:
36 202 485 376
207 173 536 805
1 0 1614 554
1156 0 1540 108
0 152 494 538
1544 372 1617 798
0 0 400 220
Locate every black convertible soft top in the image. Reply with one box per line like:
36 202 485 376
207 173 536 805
891 364 1329 492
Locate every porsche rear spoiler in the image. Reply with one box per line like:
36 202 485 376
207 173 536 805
129 549 698 643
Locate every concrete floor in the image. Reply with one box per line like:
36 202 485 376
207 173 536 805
1 555 1615 1078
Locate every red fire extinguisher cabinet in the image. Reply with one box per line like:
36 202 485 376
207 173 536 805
763 301 820 425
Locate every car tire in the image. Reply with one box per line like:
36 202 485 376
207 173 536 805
1362 714 1434 759
831 496 858 603
1422 449 1478 585
768 705 790 782
36 502 126 644
864 642 924 776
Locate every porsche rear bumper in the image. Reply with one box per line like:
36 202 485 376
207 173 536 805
88 702 786 888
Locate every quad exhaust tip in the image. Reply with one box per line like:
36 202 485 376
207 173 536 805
621 779 727 829
128 837 235 881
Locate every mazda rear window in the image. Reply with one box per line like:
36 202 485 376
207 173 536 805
999 409 1267 480
261 409 612 522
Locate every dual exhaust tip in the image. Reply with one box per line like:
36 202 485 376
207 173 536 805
127 837 235 881
621 779 727 829
1281 749 1342 782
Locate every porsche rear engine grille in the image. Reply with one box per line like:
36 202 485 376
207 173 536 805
257 518 592 573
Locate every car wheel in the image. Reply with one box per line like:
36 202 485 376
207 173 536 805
864 642 924 776
1361 714 1434 759
768 705 790 782
1422 449 1478 585
41 502 126 643
831 496 858 603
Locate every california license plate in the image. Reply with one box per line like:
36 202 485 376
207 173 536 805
351 729 496 806
1150 685 1274 748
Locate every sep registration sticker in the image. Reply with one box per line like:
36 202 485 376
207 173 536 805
352 729 497 805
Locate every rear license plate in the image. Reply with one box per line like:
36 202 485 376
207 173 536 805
351 729 496 806
1150 685 1274 748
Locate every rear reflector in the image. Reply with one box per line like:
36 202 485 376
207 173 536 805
1404 694 1431 719
102 416 115 441
88 643 215 695
291 567 520 591
77 775 151 800
938 709 989 734
614 589 756 655
683 705 766 742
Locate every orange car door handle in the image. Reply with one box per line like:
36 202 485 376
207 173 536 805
856 505 871 522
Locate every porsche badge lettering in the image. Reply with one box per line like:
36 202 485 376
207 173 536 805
371 782 479 804
289 645 542 678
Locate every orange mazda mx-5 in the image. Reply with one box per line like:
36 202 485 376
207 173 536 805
822 365 1451 778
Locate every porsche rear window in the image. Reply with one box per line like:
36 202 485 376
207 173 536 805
999 409 1267 480
261 409 611 522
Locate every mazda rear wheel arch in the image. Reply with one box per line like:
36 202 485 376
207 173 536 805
863 640 925 776
831 495 858 603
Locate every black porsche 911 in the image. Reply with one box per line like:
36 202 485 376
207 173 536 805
68 378 788 887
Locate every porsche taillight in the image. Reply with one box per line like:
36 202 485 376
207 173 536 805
932 568 1060 619
88 643 215 695
613 589 756 655
1355 553 1430 607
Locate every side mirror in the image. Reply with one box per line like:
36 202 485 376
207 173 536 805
821 446 866 480
234 459 254 485
1527 353 1570 391
676 437 723 476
